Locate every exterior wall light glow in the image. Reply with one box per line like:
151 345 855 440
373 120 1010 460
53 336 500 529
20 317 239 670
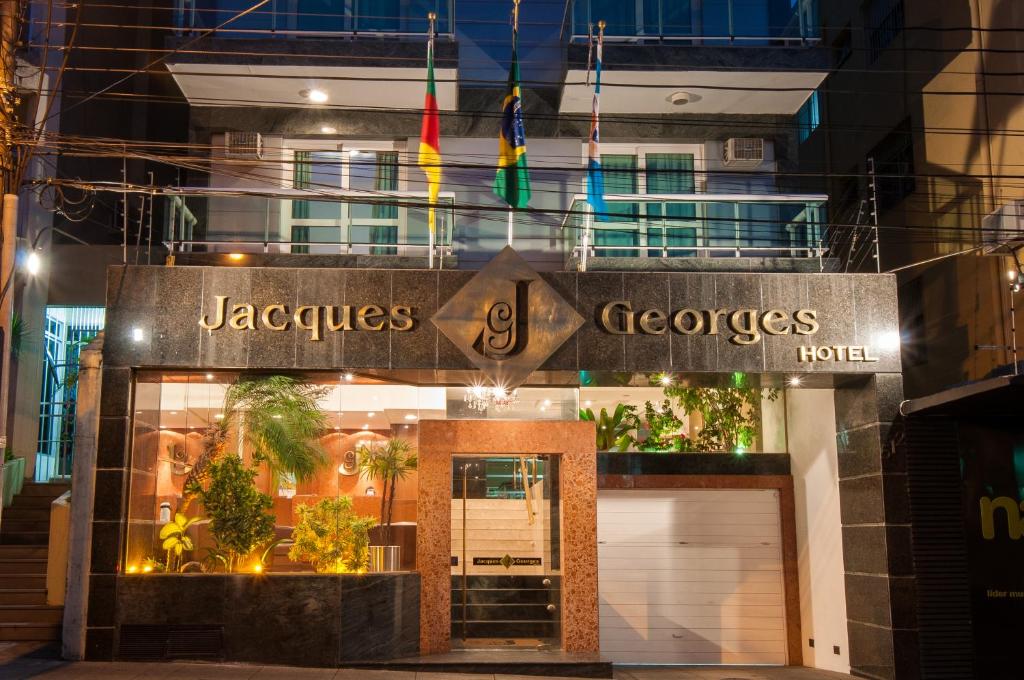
301 88 328 104
206 373 214 381
26 251 41 275
343 372 354 382
131 327 145 342
787 376 802 386
228 253 244 261
874 331 902 352
659 374 673 386
321 125 337 134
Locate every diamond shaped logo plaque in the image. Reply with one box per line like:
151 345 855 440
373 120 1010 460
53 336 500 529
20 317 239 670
432 246 583 388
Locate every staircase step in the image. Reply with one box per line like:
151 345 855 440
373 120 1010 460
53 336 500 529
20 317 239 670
1 519 51 533
0 559 47 575
0 622 61 641
0 532 50 545
0 605 63 624
1 508 50 521
10 495 58 509
0 589 47 605
0 575 46 589
18 483 70 498
0 546 47 559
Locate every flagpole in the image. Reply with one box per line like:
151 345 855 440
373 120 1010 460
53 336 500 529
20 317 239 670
508 0 520 248
427 11 436 269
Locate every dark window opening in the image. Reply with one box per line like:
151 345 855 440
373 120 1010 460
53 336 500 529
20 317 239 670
870 119 916 213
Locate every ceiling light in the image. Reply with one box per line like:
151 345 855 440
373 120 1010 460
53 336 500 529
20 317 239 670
787 376 802 387
302 88 328 104
206 373 214 381
321 125 337 134
367 411 375 417
343 372 354 382
543 399 552 407
169 411 177 415
583 400 592 407
405 414 417 421
227 253 244 261
361 423 369 430
659 374 673 386
214 413 224 420
334 426 341 431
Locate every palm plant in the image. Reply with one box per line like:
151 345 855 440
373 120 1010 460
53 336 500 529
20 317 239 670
357 438 417 546
184 375 329 497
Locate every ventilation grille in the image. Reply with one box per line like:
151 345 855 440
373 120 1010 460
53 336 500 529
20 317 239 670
904 417 975 678
119 625 224 661
722 137 765 166
224 131 263 159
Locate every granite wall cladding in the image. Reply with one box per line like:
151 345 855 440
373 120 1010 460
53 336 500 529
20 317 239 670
417 420 598 655
114 573 420 666
103 265 901 375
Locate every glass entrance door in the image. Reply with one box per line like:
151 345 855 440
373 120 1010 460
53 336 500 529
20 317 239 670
451 456 561 649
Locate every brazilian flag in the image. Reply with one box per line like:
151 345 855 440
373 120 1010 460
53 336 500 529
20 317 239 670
493 32 530 209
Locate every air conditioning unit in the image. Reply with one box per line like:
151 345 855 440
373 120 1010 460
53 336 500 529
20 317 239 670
981 199 1024 254
224 131 263 160
723 138 765 168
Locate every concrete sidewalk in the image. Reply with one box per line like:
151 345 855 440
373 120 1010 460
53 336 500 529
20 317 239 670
0 643 856 680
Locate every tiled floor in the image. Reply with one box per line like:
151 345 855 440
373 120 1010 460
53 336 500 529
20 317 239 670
0 643 855 680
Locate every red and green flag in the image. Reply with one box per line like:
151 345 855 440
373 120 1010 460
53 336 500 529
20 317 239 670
418 26 441 234
493 22 530 209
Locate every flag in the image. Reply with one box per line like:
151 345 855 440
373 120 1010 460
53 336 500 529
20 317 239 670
493 27 530 209
586 26 607 220
418 24 441 234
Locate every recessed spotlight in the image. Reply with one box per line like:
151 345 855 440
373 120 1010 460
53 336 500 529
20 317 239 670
334 426 341 431
131 327 145 343
206 373 214 381
169 411 177 415
343 372 354 382
659 374 673 386
367 412 375 417
214 413 224 420
403 424 409 429
405 414 417 421
159 426 167 430
321 125 337 134
227 253 244 261
301 88 328 103
135 410 142 415
787 376 802 387
361 423 369 430
583 400 592 407
543 399 552 407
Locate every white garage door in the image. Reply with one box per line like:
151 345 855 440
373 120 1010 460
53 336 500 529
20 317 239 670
598 488 787 665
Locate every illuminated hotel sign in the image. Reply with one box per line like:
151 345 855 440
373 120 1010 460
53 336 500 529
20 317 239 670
195 248 884 374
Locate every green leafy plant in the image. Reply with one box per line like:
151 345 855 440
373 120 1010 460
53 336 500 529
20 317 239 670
638 400 688 452
288 496 376 573
185 375 329 497
159 512 200 572
9 312 29 359
357 438 417 546
196 454 277 572
580 404 639 451
662 381 779 452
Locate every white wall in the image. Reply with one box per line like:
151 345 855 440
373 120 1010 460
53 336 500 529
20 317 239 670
785 388 849 673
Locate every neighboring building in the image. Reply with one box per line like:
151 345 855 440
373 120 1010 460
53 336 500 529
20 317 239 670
31 2 917 680
800 0 1024 398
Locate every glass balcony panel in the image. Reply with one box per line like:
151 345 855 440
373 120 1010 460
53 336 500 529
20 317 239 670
180 0 453 36
564 194 825 259
570 0 816 42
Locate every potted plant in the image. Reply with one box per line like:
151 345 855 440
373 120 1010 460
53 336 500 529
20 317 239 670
579 404 638 451
357 438 417 572
637 399 688 452
196 454 277 573
184 375 329 497
288 496 376 573
159 512 201 572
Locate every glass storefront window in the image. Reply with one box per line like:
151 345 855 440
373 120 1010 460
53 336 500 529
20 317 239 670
123 373 577 575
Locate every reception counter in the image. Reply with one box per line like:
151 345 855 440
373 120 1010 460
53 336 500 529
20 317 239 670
111 572 419 666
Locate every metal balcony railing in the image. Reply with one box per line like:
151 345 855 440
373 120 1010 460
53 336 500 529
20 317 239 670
561 193 827 266
174 0 454 38
165 189 456 265
567 0 819 45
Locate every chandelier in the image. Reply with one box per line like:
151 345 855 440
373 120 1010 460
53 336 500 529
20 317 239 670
464 383 520 413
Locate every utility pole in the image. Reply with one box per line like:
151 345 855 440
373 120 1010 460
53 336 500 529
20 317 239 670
0 0 19 459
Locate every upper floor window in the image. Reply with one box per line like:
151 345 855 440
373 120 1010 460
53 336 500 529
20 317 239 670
832 24 852 67
592 145 700 195
796 91 821 143
865 0 905 62
869 119 916 212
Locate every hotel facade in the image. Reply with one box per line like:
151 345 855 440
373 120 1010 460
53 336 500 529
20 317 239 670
52 2 917 679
